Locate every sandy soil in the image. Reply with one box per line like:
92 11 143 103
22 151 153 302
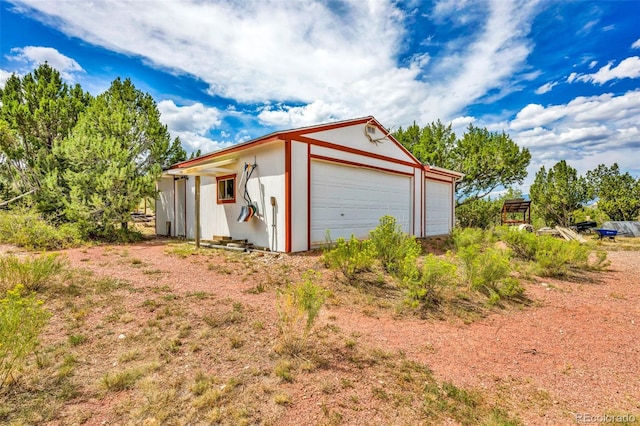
3 238 638 425
49 239 639 425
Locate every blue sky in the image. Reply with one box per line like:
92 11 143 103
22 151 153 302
1 0 639 192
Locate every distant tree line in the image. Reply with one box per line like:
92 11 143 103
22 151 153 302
0 63 187 239
394 121 640 228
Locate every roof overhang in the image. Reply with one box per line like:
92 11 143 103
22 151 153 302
424 164 465 180
162 158 238 177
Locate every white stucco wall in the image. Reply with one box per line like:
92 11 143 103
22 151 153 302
182 141 286 252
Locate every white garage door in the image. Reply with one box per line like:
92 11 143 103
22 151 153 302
425 180 452 236
310 160 412 246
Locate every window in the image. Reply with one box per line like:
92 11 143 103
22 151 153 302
216 174 236 204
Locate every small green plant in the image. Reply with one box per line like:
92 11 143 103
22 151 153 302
165 243 198 258
369 215 421 275
68 334 87 346
0 284 51 388
323 235 377 281
101 368 144 391
403 254 458 309
0 254 65 293
274 360 294 383
191 371 217 396
276 270 327 355
274 393 292 405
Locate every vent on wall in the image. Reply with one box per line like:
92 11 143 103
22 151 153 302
366 125 376 135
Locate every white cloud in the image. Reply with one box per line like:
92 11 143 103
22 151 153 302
0 69 13 88
6 46 84 81
450 116 475 127
11 1 403 104
417 0 541 123
157 100 228 153
11 0 544 130
632 38 640 49
508 90 640 185
572 56 640 85
510 103 566 130
535 81 557 94
432 0 481 25
577 19 599 36
448 116 476 137
258 99 351 129
588 60 598 69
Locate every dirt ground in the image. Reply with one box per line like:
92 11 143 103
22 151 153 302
2 238 639 425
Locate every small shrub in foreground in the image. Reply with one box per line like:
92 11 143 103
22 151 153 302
0 284 51 389
369 215 421 275
322 235 377 282
498 227 538 261
457 245 523 302
403 254 458 309
276 271 327 355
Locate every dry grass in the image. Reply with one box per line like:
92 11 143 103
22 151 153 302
4 235 638 424
0 246 523 426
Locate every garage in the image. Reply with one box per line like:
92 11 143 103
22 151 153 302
310 160 412 246
425 179 452 236
158 116 462 252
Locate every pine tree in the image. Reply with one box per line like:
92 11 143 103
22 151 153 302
164 136 187 167
530 160 589 227
587 163 640 221
0 63 91 202
54 77 171 237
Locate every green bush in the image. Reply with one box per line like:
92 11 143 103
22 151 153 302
457 245 523 302
497 227 538 261
451 227 495 251
0 284 51 389
322 235 377 281
88 226 143 244
0 254 65 293
0 208 83 250
369 215 421 275
474 248 511 294
498 227 608 277
534 236 589 277
276 271 327 355
455 198 502 229
403 254 458 309
457 244 481 289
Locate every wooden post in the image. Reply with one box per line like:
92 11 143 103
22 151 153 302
195 175 201 248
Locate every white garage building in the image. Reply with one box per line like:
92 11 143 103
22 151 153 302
156 116 462 252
